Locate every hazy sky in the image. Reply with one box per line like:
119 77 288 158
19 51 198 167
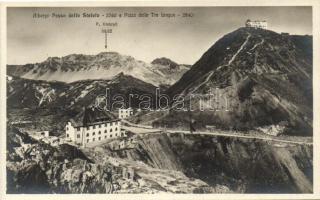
7 7 312 65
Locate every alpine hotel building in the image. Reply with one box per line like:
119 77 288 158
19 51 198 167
65 107 122 146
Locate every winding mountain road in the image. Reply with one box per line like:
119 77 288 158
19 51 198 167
122 120 312 146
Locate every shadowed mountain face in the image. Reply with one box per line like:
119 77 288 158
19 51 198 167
162 28 312 135
7 73 157 110
107 133 312 193
7 52 188 86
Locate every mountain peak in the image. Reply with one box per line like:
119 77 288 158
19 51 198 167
165 27 312 135
151 57 179 69
7 51 189 86
169 27 312 95
96 51 122 57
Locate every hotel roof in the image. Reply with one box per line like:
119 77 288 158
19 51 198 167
70 107 119 127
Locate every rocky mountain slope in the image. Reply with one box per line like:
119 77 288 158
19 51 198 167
161 28 312 135
7 52 189 86
7 126 107 193
7 126 232 193
86 133 313 193
151 57 191 85
7 123 312 193
7 73 157 110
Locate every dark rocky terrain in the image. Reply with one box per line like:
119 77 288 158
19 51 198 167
6 123 313 193
7 126 108 193
84 133 313 193
7 73 158 135
7 73 157 110
7 126 233 193
159 28 313 136
7 122 313 193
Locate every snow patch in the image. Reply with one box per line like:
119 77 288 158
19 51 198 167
34 86 55 106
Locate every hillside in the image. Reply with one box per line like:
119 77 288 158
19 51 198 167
7 126 233 193
7 73 157 110
151 57 191 85
161 28 312 136
85 133 313 193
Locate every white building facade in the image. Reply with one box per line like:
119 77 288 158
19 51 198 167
245 19 267 30
118 108 134 119
65 108 123 146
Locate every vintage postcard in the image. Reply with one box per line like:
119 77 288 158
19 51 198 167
0 1 319 199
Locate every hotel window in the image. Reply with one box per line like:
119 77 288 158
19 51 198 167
86 133 89 137
77 134 80 138
99 131 101 135
87 139 89 143
99 124 101 128
87 127 89 130
110 134 112 138
115 127 118 131
67 134 69 137
110 128 112 132
93 138 95 141
93 125 96 129
104 130 107 133
99 137 101 140
66 127 69 131
115 133 117 137
77 127 80 131
93 132 95 136
105 136 107 139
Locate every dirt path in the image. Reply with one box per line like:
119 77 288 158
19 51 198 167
185 33 251 95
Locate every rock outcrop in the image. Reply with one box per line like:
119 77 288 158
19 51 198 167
107 133 313 193
7 127 121 193
7 74 157 110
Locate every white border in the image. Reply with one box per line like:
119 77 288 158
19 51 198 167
1 1 319 199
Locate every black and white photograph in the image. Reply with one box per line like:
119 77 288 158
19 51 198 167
1 2 319 198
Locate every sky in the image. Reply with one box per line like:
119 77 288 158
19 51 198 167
7 7 312 65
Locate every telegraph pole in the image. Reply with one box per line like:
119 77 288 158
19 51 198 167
101 29 112 51
104 31 108 50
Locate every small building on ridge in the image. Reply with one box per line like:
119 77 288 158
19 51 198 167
245 19 268 30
